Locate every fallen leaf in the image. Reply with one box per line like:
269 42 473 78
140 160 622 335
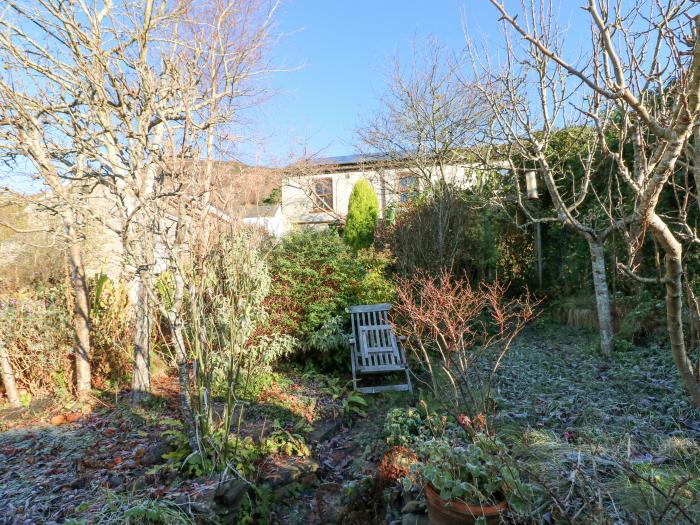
50 415 66 426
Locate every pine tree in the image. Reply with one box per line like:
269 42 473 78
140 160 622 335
344 179 379 250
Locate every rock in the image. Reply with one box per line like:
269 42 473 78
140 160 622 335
130 477 147 491
106 474 125 488
214 479 248 509
173 493 190 506
401 501 423 514
309 419 342 443
259 457 319 489
66 477 88 490
402 513 429 525
273 481 302 501
140 442 171 466
315 483 344 524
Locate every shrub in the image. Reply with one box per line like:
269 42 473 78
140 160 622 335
375 186 502 280
188 228 277 384
344 179 379 250
355 248 396 304
392 270 537 433
0 200 66 293
406 435 533 513
89 275 132 389
267 228 394 370
0 286 72 397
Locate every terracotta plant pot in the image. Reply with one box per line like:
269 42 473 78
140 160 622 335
424 484 507 525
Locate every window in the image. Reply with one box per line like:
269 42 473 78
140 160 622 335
397 174 418 204
312 177 333 211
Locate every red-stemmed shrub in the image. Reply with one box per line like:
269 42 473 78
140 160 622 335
392 270 538 436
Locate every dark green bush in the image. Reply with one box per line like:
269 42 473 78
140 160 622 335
375 185 526 284
266 228 394 370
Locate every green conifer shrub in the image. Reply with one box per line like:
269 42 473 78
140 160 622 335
344 179 379 250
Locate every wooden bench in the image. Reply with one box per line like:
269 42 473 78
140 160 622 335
349 303 412 394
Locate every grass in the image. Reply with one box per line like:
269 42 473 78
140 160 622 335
495 324 698 449
491 324 700 523
6 320 697 523
65 491 199 525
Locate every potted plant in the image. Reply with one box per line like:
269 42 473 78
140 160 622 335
404 435 531 525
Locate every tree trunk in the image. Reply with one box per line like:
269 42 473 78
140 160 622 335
0 338 20 407
588 237 614 356
130 272 151 403
644 212 700 408
168 270 198 451
664 248 700 407
65 221 91 400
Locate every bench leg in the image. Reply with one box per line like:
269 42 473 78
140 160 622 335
404 367 413 393
350 343 358 392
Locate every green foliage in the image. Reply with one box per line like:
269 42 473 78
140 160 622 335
210 335 297 399
227 369 291 402
0 286 72 396
384 405 462 447
344 179 379 250
89 275 132 389
354 248 396 304
158 413 309 480
118 500 193 524
267 229 395 370
616 290 666 345
406 435 533 513
236 484 275 525
158 417 262 478
183 227 297 471
65 491 195 525
202 231 272 356
342 391 368 418
268 229 360 337
376 183 521 282
261 421 310 457
385 407 532 514
262 187 282 205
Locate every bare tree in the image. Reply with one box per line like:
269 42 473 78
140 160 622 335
0 109 93 398
359 37 492 263
479 1 700 404
469 14 617 355
0 0 277 404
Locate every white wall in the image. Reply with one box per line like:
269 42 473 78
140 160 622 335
242 206 286 237
280 163 478 231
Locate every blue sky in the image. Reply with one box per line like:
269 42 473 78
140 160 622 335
2 0 591 188
236 0 526 166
